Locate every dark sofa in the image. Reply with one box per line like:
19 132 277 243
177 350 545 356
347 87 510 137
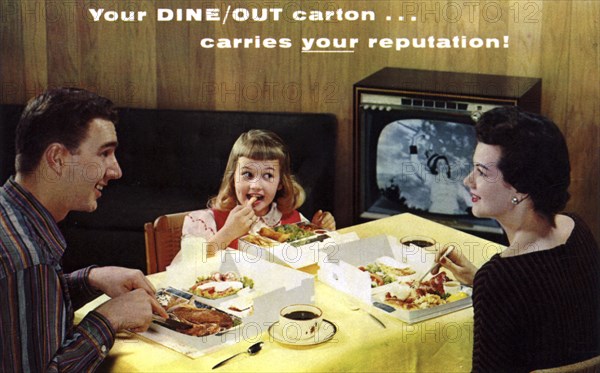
0 105 337 273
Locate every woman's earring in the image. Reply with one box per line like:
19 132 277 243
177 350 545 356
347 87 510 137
511 196 520 205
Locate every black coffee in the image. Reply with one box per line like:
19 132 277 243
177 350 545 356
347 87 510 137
284 311 319 320
404 240 434 248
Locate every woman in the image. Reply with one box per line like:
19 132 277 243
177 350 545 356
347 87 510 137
435 106 600 372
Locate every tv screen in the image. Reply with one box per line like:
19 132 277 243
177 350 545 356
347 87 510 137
376 118 474 216
359 103 503 236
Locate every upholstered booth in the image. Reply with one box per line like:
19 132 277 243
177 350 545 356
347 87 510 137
0 105 337 273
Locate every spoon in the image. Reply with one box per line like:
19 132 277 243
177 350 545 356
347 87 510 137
212 342 263 369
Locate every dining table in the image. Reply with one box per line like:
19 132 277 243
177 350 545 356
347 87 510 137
75 213 505 372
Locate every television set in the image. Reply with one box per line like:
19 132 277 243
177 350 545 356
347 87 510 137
353 68 542 243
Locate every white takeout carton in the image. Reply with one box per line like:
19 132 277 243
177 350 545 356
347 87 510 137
318 234 472 324
238 227 357 269
141 249 314 358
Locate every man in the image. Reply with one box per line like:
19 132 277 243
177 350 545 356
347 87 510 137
0 88 168 372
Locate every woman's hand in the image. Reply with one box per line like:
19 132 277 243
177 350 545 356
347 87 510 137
432 244 478 286
311 210 336 230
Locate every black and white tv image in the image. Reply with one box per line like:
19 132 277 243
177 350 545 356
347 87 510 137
375 118 474 216
358 101 503 236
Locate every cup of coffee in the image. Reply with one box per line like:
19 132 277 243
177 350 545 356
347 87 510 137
400 235 437 268
279 304 323 340
400 235 437 249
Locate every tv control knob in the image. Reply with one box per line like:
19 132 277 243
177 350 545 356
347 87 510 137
386 106 392 111
378 105 384 111
471 111 482 122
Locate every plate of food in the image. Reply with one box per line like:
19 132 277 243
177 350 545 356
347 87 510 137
242 222 330 248
372 271 472 324
188 271 254 299
358 256 417 294
154 288 242 337
239 222 334 269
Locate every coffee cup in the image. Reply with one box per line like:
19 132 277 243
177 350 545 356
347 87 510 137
400 235 437 267
278 304 323 340
400 235 437 250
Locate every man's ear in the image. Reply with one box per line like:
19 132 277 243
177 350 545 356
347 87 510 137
44 143 68 175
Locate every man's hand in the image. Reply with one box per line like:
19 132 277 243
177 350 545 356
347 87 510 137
94 288 167 332
89 266 155 298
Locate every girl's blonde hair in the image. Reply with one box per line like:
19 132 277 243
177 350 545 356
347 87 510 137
209 129 305 214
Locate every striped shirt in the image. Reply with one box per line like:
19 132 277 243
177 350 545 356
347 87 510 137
0 177 115 372
472 213 600 372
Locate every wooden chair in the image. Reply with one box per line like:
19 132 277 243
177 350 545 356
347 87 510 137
144 211 190 274
531 355 600 373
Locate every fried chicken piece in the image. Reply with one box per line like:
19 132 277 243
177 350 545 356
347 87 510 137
169 304 233 329
178 322 221 337
259 227 290 243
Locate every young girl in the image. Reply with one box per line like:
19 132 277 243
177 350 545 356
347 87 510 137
182 129 335 256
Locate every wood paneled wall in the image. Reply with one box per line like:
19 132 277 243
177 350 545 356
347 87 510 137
1 0 598 241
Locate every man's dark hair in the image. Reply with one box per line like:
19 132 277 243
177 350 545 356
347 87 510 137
15 87 118 173
476 106 571 225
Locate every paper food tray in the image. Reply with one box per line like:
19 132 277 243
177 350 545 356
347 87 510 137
142 250 315 358
318 234 473 324
238 222 340 269
371 286 472 324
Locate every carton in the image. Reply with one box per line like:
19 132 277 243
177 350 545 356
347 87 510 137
141 250 314 358
318 235 472 324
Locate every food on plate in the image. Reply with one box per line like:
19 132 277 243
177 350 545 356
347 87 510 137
243 223 326 247
170 304 233 328
446 291 469 302
443 281 461 295
358 263 397 287
258 227 291 243
168 304 235 337
263 224 317 242
375 256 416 277
243 234 277 247
384 272 459 310
156 288 190 310
154 289 242 337
358 257 416 287
189 272 254 299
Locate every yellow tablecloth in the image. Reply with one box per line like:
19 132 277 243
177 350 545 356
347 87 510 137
76 213 504 372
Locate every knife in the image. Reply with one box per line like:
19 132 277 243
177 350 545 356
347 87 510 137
152 315 192 330
367 311 387 328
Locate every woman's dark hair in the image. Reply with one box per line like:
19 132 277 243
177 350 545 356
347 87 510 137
15 87 118 173
476 106 570 225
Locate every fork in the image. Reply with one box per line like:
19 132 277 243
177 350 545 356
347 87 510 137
414 245 455 286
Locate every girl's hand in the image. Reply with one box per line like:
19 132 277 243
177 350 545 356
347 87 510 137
220 197 258 241
431 244 478 286
311 210 336 230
